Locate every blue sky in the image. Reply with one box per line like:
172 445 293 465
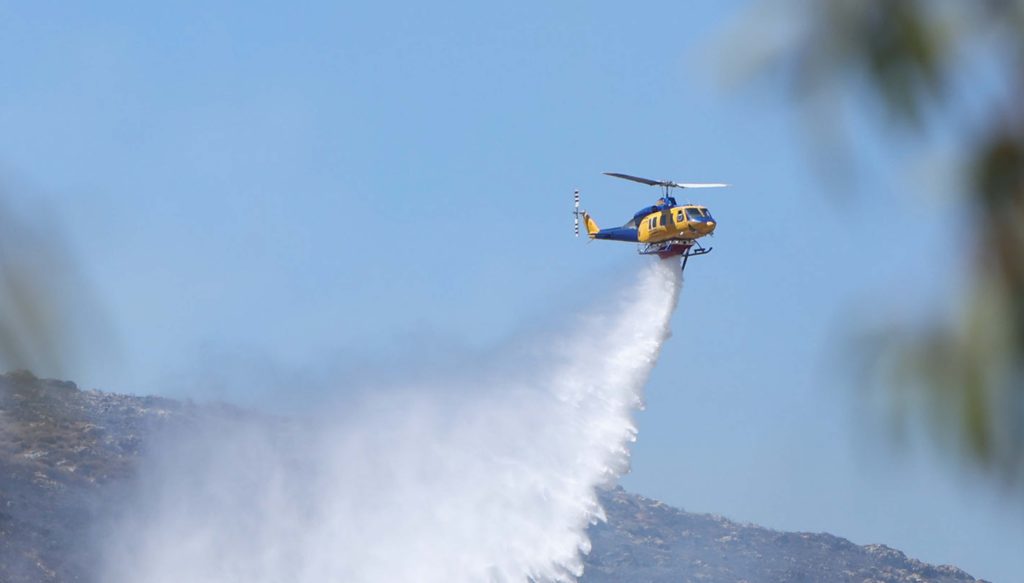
2 1 1021 580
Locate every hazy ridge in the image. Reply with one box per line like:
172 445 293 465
0 372 987 583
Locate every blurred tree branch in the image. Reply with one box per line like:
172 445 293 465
739 0 1024 483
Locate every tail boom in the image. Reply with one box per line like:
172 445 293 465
591 223 639 242
573 188 638 242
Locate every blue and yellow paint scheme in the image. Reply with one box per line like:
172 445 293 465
582 197 716 245
574 172 726 271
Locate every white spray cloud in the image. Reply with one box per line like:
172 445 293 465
101 259 682 583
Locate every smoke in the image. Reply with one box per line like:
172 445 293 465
0 193 113 379
100 259 682 583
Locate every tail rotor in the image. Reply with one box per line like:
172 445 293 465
573 189 581 237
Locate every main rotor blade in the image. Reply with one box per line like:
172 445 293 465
605 172 729 190
672 182 729 188
603 172 664 186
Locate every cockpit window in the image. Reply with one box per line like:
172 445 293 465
676 211 685 223
686 208 704 221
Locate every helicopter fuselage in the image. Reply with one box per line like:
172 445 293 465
588 198 716 244
635 204 716 243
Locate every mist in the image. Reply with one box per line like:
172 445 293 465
100 259 681 583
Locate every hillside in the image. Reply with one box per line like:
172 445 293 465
0 372 987 583
589 489 981 582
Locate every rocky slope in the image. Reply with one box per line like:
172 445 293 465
588 489 982 583
0 371 193 582
0 372 988 583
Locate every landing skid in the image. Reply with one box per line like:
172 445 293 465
638 240 712 272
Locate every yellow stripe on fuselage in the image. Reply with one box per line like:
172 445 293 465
637 206 716 243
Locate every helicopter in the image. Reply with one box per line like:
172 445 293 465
574 172 728 272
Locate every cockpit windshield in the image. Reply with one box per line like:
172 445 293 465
685 208 706 222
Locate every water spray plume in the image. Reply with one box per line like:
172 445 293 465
102 259 683 583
